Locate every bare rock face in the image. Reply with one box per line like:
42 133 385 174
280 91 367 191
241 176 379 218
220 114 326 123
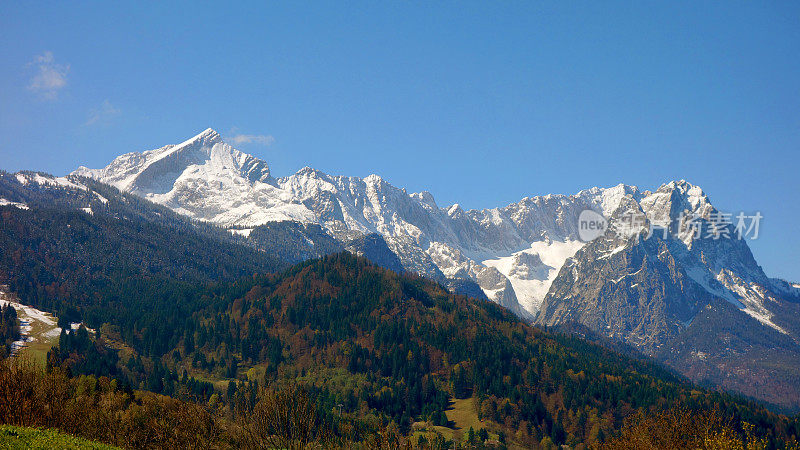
537 190 800 410
345 233 404 274
507 252 551 281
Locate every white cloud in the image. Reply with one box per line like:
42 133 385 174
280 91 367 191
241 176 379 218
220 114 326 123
227 133 275 146
28 51 69 100
85 100 121 126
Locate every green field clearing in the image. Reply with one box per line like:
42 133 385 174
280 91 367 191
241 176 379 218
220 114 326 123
0 425 119 450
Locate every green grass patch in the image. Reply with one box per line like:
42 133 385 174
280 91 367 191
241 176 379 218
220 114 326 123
410 397 485 442
18 323 59 367
445 397 483 432
0 425 119 449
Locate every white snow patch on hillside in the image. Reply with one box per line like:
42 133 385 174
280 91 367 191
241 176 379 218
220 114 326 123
229 228 253 237
598 244 627 260
715 271 789 335
611 268 642 285
0 286 59 356
483 240 584 313
685 266 745 308
14 173 86 191
0 286 96 356
33 173 85 190
684 266 788 335
0 199 29 210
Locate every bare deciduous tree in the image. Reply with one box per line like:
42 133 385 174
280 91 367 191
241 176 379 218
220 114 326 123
238 384 328 449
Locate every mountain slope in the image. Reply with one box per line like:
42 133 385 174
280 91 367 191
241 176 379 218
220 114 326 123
57 252 800 447
72 128 800 410
537 190 800 409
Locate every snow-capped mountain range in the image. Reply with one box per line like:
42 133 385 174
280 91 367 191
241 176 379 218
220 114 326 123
74 129 799 326
73 128 630 316
0 125 788 410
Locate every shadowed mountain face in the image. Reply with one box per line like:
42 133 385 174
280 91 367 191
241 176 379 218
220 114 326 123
538 195 800 410
72 129 800 410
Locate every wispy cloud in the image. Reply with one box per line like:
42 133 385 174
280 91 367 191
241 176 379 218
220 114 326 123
85 100 121 126
28 51 69 100
227 133 275 146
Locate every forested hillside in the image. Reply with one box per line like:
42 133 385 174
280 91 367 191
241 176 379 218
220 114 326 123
47 253 800 448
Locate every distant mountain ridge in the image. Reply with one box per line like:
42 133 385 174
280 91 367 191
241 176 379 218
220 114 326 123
74 129 645 316
72 128 800 410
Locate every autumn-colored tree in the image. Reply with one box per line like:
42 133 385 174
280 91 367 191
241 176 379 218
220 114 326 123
602 407 779 450
237 384 329 449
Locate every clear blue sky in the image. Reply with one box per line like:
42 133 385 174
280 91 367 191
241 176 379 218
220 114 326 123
0 2 798 280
